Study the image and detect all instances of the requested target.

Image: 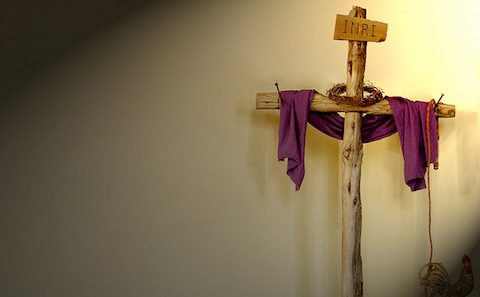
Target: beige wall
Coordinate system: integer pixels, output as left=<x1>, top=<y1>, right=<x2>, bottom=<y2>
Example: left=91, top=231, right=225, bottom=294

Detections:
left=1, top=0, right=479, bottom=296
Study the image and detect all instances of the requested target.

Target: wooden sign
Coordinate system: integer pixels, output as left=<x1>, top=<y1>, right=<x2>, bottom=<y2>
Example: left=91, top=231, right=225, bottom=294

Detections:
left=334, top=14, right=388, bottom=42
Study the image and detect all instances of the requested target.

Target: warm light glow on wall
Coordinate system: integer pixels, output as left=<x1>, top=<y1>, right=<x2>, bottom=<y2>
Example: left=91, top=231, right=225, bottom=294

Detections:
left=2, top=1, right=480, bottom=297
left=351, top=2, right=476, bottom=114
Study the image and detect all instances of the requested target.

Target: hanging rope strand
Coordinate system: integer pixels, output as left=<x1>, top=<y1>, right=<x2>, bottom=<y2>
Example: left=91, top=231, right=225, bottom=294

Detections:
left=422, top=100, right=435, bottom=297
left=426, top=100, right=435, bottom=265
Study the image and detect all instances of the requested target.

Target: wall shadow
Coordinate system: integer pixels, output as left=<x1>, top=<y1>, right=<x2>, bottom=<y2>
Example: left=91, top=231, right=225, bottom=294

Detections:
left=1, top=0, right=157, bottom=100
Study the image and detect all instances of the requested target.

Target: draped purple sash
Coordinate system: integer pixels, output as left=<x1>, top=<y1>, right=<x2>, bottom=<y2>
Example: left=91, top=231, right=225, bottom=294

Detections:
left=278, top=90, right=438, bottom=191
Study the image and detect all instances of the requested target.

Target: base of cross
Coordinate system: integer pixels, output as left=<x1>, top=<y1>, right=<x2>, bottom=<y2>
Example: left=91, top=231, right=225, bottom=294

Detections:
left=254, top=5, right=455, bottom=297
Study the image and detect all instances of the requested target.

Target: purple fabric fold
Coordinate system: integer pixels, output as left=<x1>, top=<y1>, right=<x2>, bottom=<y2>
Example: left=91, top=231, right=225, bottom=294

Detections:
left=307, top=112, right=398, bottom=143
left=278, top=90, right=313, bottom=190
left=278, top=90, right=438, bottom=192
left=387, top=96, right=438, bottom=191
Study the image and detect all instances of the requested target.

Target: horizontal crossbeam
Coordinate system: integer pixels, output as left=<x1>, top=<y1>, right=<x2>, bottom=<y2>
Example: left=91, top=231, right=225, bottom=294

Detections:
left=256, top=92, right=455, bottom=118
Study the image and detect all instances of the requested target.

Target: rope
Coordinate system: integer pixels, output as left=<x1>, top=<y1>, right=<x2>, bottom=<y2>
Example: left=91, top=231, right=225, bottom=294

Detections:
left=426, top=100, right=434, bottom=265
left=422, top=100, right=436, bottom=296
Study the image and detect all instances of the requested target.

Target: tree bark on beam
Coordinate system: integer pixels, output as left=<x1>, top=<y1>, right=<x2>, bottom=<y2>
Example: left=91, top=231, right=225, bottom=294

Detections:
left=255, top=92, right=455, bottom=118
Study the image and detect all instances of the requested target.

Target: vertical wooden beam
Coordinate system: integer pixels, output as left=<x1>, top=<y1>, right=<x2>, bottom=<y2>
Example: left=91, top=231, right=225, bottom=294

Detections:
left=342, top=6, right=366, bottom=297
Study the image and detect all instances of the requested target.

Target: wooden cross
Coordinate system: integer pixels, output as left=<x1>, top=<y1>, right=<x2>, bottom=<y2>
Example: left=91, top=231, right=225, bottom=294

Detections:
left=255, top=6, right=455, bottom=297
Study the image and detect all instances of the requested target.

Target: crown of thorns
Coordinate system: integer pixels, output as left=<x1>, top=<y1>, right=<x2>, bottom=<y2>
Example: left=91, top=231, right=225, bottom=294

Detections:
left=327, top=83, right=384, bottom=106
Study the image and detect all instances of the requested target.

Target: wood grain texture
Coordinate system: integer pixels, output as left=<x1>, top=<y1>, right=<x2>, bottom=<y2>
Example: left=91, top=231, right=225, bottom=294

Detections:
left=342, top=6, right=366, bottom=297
left=342, top=112, right=363, bottom=297
left=334, top=14, right=387, bottom=42
left=255, top=92, right=456, bottom=118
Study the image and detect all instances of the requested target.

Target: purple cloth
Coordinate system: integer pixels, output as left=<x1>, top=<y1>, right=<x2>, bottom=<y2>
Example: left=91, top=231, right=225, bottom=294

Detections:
left=387, top=96, right=438, bottom=191
left=307, top=111, right=397, bottom=143
left=278, top=90, right=438, bottom=191
left=278, top=90, right=313, bottom=190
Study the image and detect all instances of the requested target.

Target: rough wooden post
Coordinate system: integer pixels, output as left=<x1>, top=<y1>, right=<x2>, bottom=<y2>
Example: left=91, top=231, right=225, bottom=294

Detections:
left=255, top=6, right=456, bottom=296
left=342, top=6, right=366, bottom=297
